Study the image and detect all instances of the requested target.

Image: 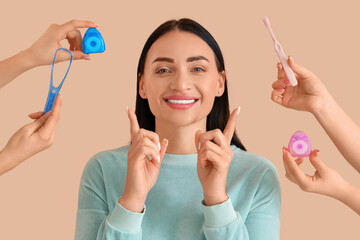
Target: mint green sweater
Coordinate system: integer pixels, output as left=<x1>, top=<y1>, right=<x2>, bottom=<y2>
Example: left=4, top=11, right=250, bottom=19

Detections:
left=75, top=145, right=281, bottom=239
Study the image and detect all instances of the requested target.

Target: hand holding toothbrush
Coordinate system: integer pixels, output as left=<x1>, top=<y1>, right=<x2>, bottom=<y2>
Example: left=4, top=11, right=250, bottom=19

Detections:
left=271, top=57, right=330, bottom=114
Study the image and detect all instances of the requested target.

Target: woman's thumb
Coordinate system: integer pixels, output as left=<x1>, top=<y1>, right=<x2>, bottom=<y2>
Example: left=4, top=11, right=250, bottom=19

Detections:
left=309, top=150, right=327, bottom=174
left=287, top=56, right=312, bottom=79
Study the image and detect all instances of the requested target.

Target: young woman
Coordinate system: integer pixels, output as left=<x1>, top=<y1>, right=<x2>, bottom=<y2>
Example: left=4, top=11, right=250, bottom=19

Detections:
left=75, top=18, right=281, bottom=239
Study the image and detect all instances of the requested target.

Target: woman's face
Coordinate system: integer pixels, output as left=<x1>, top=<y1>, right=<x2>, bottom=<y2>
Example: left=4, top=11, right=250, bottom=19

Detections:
left=139, top=30, right=225, bottom=127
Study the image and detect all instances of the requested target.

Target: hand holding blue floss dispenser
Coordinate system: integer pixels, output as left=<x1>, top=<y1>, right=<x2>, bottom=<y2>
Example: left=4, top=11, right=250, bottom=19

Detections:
left=43, top=48, right=73, bottom=114
left=43, top=28, right=104, bottom=114
left=82, top=28, right=105, bottom=54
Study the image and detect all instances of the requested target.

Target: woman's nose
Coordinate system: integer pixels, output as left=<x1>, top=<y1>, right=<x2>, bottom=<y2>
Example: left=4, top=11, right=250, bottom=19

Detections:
left=169, top=71, right=192, bottom=91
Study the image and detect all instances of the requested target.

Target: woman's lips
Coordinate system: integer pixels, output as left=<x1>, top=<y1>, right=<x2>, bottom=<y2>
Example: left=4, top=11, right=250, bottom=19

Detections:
left=163, top=96, right=199, bottom=109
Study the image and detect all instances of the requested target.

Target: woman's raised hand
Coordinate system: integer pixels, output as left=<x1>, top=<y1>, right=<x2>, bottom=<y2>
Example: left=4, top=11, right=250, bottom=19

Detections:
left=27, top=19, right=98, bottom=66
left=195, top=107, right=240, bottom=206
left=271, top=57, right=330, bottom=114
left=118, top=108, right=168, bottom=213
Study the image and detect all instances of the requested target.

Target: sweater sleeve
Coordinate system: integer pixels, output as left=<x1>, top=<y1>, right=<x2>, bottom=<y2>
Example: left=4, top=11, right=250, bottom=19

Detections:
left=75, top=157, right=145, bottom=240
left=201, top=167, right=281, bottom=240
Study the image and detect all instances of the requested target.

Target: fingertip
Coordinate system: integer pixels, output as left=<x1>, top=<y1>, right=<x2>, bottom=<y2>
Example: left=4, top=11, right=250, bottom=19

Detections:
left=235, top=106, right=241, bottom=115
left=163, top=139, right=169, bottom=149
left=315, top=149, right=320, bottom=157
left=283, top=147, right=292, bottom=160
left=310, top=149, right=320, bottom=161
left=288, top=56, right=294, bottom=64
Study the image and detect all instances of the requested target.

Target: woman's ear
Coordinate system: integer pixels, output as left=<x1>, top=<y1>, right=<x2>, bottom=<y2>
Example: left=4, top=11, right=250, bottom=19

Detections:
left=216, top=71, right=225, bottom=96
left=139, top=75, right=147, bottom=99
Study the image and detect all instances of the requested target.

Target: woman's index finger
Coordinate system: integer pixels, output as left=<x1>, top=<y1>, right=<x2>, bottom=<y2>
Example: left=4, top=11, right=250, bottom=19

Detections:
left=223, top=107, right=240, bottom=144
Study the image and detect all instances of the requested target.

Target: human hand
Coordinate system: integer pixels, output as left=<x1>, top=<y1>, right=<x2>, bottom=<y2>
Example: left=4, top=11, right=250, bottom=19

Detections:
left=26, top=19, right=98, bottom=67
left=0, top=94, right=62, bottom=175
left=271, top=57, right=331, bottom=114
left=282, top=147, right=350, bottom=199
left=195, top=107, right=240, bottom=206
left=118, top=108, right=168, bottom=213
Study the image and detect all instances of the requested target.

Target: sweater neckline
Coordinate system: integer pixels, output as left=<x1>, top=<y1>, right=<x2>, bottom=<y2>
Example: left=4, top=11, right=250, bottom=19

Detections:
left=161, top=145, right=238, bottom=165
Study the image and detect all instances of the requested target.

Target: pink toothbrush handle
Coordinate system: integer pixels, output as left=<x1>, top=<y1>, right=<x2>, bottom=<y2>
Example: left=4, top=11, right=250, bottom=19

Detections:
left=274, top=42, right=298, bottom=86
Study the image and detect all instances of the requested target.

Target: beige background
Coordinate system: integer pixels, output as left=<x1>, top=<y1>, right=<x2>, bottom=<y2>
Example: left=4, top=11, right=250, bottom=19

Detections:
left=1, top=0, right=359, bottom=239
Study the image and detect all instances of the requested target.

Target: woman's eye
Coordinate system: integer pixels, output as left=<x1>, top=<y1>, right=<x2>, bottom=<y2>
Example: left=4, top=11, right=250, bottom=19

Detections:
left=193, top=67, right=204, bottom=72
left=156, top=68, right=170, bottom=74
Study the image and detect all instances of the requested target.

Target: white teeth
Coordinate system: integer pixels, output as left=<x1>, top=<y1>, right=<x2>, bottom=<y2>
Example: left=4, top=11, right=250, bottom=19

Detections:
left=167, top=99, right=196, bottom=104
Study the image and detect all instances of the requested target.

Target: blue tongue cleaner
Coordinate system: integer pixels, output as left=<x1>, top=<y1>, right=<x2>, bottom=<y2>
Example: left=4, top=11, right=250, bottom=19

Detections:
left=82, top=28, right=105, bottom=54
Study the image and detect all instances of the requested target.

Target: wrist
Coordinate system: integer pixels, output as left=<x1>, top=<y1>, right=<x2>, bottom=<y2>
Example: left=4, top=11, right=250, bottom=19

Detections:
left=311, top=91, right=338, bottom=119
left=21, top=48, right=38, bottom=69
left=203, top=192, right=228, bottom=206
left=118, top=194, right=146, bottom=213
left=0, top=147, right=17, bottom=175
left=332, top=180, right=354, bottom=202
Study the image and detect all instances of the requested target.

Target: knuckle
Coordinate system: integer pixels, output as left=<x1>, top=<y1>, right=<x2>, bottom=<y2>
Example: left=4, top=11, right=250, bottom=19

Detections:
left=215, top=128, right=222, bottom=135
left=154, top=134, right=159, bottom=143
left=138, top=128, right=145, bottom=137
left=204, top=150, right=211, bottom=158
left=70, top=19, right=77, bottom=25
left=203, top=141, right=211, bottom=149
left=49, top=23, right=59, bottom=29
left=39, top=133, right=51, bottom=142
left=299, top=182, right=311, bottom=192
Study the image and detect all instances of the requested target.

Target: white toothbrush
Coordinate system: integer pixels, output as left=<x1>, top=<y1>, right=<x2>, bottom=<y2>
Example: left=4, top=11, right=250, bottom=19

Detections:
left=263, top=17, right=298, bottom=86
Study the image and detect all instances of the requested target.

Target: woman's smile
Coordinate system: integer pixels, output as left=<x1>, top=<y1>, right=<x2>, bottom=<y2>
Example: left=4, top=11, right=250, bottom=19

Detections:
left=163, top=95, right=199, bottom=109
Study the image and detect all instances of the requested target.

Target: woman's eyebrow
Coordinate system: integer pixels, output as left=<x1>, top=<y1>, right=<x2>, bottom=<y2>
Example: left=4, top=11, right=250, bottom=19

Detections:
left=152, top=56, right=209, bottom=64
left=152, top=57, right=174, bottom=64
left=187, top=56, right=209, bottom=62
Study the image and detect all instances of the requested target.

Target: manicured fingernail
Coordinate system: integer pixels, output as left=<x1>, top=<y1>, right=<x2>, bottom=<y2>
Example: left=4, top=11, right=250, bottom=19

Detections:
left=158, top=142, right=161, bottom=151
left=284, top=79, right=290, bottom=85
left=315, top=150, right=320, bottom=156
left=289, top=56, right=294, bottom=61
left=279, top=88, right=285, bottom=93
left=126, top=106, right=129, bottom=115
left=28, top=112, right=35, bottom=116
left=59, top=93, right=63, bottom=100
left=237, top=106, right=241, bottom=115
left=198, top=142, right=201, bottom=150
left=157, top=155, right=160, bottom=163
left=282, top=147, right=286, bottom=156
left=164, top=139, right=169, bottom=148
left=277, top=63, right=280, bottom=69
